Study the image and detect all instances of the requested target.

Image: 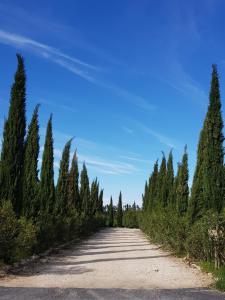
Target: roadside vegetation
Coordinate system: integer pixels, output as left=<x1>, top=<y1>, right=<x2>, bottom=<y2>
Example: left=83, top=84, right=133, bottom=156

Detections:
left=140, top=65, right=225, bottom=290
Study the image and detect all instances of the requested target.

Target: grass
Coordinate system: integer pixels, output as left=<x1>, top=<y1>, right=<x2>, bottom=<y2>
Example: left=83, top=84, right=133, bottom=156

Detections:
left=200, top=261, right=225, bottom=291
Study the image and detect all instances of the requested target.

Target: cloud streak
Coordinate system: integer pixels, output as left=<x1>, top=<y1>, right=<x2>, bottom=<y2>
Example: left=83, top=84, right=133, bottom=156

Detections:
left=0, top=29, right=155, bottom=111
left=136, top=121, right=178, bottom=149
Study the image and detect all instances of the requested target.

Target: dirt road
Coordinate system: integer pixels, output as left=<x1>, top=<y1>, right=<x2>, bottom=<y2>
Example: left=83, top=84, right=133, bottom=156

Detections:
left=0, top=228, right=224, bottom=299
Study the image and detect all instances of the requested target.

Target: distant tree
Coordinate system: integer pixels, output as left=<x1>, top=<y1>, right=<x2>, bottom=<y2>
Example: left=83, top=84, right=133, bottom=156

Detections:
left=97, top=188, right=104, bottom=213
left=116, top=191, right=123, bottom=227
left=22, top=105, right=40, bottom=219
left=0, top=54, right=26, bottom=215
left=157, top=153, right=167, bottom=207
left=90, top=178, right=99, bottom=215
left=166, top=150, right=174, bottom=205
left=39, top=116, right=55, bottom=215
left=108, top=196, right=114, bottom=227
left=68, top=150, right=79, bottom=212
left=55, top=139, right=72, bottom=216
left=176, top=146, right=189, bottom=216
left=148, top=160, right=158, bottom=210
left=80, top=163, right=90, bottom=216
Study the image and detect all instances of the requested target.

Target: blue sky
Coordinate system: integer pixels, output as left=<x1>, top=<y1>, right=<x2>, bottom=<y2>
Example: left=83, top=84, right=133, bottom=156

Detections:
left=0, top=0, right=225, bottom=205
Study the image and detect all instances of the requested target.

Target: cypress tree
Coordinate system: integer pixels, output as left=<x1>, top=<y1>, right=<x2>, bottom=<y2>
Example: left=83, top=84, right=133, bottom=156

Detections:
left=68, top=150, right=79, bottom=211
left=80, top=163, right=90, bottom=216
left=22, top=104, right=40, bottom=219
left=189, top=65, right=224, bottom=222
left=157, top=153, right=167, bottom=207
left=176, top=146, right=189, bottom=216
left=90, top=178, right=99, bottom=215
left=0, top=54, right=26, bottom=215
left=108, top=196, right=114, bottom=227
left=148, top=160, right=158, bottom=210
left=142, top=181, right=149, bottom=211
left=203, top=65, right=224, bottom=212
left=55, top=139, right=72, bottom=216
left=39, top=116, right=55, bottom=215
left=117, top=191, right=123, bottom=227
left=97, top=188, right=104, bottom=213
left=166, top=150, right=174, bottom=206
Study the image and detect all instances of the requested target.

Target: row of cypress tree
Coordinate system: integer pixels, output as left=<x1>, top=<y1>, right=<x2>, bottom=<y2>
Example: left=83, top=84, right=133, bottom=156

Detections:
left=0, top=55, right=104, bottom=261
left=140, top=65, right=225, bottom=260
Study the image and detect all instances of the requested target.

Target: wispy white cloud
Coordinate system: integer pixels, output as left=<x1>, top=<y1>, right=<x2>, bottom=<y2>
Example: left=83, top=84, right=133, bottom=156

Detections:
left=40, top=99, right=78, bottom=114
left=119, top=155, right=153, bottom=165
left=122, top=126, right=133, bottom=135
left=0, top=29, right=98, bottom=70
left=0, top=29, right=156, bottom=111
left=136, top=121, right=178, bottom=149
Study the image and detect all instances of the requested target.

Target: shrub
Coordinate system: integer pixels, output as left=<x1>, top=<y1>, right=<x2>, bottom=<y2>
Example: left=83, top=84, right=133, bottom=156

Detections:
left=14, top=217, right=37, bottom=261
left=0, top=201, right=18, bottom=263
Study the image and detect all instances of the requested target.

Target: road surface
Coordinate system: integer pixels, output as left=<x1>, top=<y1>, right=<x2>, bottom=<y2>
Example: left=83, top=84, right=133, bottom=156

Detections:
left=0, top=228, right=224, bottom=299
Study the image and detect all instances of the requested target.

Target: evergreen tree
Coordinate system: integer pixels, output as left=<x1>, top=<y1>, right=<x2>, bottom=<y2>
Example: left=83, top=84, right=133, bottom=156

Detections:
left=176, top=146, right=189, bottom=216
left=157, top=153, right=167, bottom=207
left=189, top=65, right=224, bottom=222
left=166, top=150, right=174, bottom=205
left=22, top=105, right=40, bottom=219
left=39, top=116, right=55, bottom=215
left=55, top=139, right=72, bottom=216
left=68, top=150, right=79, bottom=211
left=148, top=160, right=158, bottom=210
left=142, top=181, right=149, bottom=210
left=108, top=196, right=114, bottom=227
left=116, top=191, right=123, bottom=227
left=0, top=54, right=26, bottom=215
left=203, top=65, right=224, bottom=212
left=90, top=178, right=99, bottom=215
left=80, top=163, right=90, bottom=215
left=97, top=189, right=104, bottom=213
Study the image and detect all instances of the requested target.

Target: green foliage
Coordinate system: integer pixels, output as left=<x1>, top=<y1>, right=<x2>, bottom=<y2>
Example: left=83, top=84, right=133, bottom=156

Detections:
left=39, top=116, right=55, bottom=215
left=200, top=261, right=225, bottom=291
left=14, top=217, right=37, bottom=261
left=108, top=197, right=114, bottom=227
left=189, top=65, right=224, bottom=223
left=80, top=163, right=90, bottom=216
left=0, top=201, right=18, bottom=263
left=123, top=204, right=140, bottom=228
left=157, top=153, right=167, bottom=207
left=22, top=105, right=40, bottom=219
left=0, top=54, right=26, bottom=215
left=55, top=139, right=72, bottom=216
left=68, top=151, right=79, bottom=211
left=116, top=191, right=123, bottom=227
left=176, top=146, right=189, bottom=216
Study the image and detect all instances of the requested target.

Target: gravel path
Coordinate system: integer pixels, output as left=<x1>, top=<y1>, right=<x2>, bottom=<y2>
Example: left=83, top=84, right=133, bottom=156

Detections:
left=0, top=228, right=224, bottom=299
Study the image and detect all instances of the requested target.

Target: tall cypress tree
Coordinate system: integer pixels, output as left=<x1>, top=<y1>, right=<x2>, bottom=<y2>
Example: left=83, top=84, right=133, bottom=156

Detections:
left=176, top=146, right=189, bottom=216
left=90, top=178, right=99, bottom=215
left=80, top=163, right=90, bottom=216
left=22, top=105, right=40, bottom=219
left=97, top=188, right=104, bottom=213
left=148, top=160, right=158, bottom=211
left=0, top=54, right=26, bottom=215
left=166, top=150, right=174, bottom=206
left=117, top=191, right=123, bottom=227
left=55, top=139, right=72, bottom=216
left=203, top=65, right=224, bottom=212
left=189, top=65, right=224, bottom=222
left=68, top=150, right=79, bottom=211
left=39, top=116, right=55, bottom=215
left=157, top=153, right=167, bottom=207
left=142, top=181, right=149, bottom=211
left=108, top=196, right=114, bottom=227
